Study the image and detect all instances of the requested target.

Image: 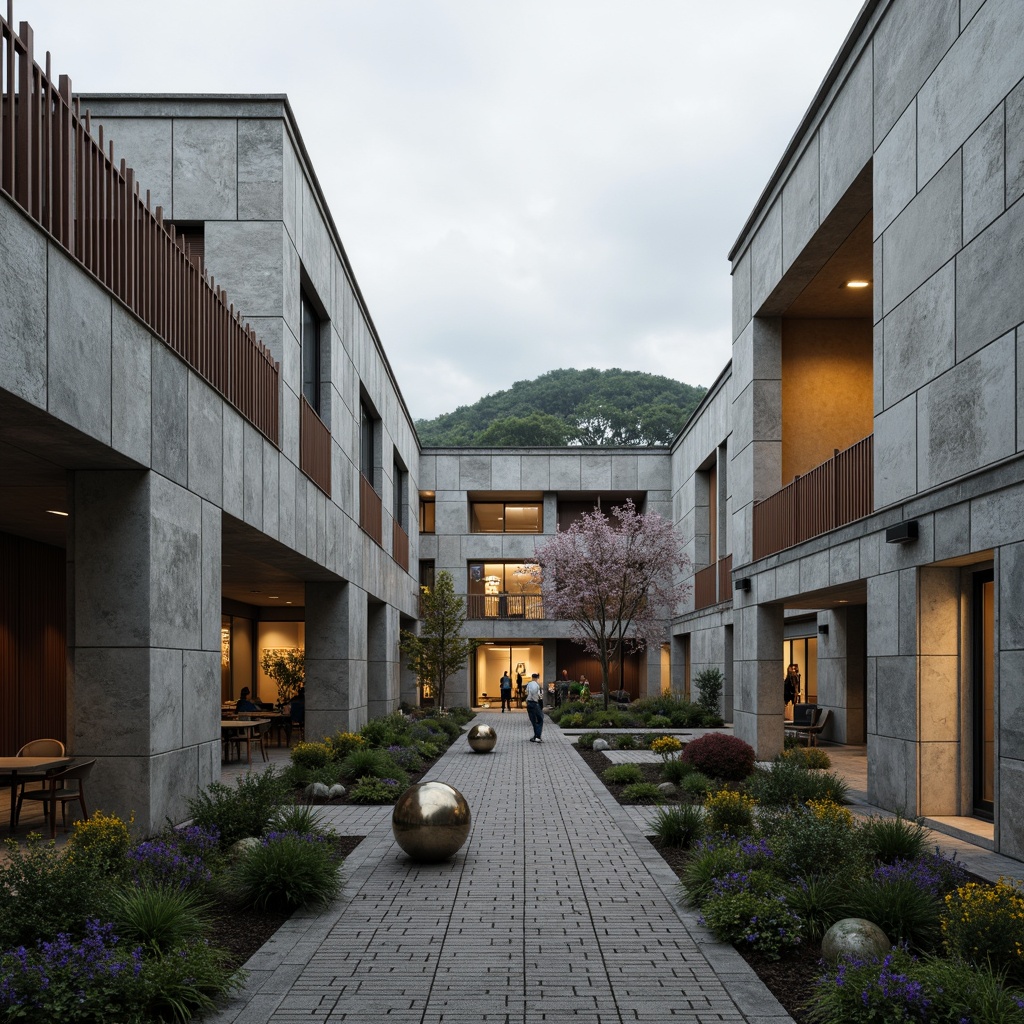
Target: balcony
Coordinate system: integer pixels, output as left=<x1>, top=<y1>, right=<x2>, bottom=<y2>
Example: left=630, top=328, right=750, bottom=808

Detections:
left=392, top=518, right=409, bottom=572
left=299, top=397, right=330, bottom=496
left=359, top=473, right=382, bottom=545
left=466, top=595, right=545, bottom=620
left=693, top=554, right=733, bottom=611
left=753, top=434, right=873, bottom=561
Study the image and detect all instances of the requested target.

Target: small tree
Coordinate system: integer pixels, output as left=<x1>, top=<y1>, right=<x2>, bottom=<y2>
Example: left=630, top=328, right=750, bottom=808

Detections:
left=259, top=648, right=305, bottom=705
left=400, top=570, right=481, bottom=710
left=694, top=667, right=724, bottom=716
left=531, top=500, right=689, bottom=709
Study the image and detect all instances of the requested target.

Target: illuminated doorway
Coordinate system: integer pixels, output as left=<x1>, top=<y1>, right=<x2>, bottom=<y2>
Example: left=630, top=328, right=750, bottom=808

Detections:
left=972, top=570, right=994, bottom=819
left=474, top=644, right=543, bottom=706
left=782, top=634, right=817, bottom=720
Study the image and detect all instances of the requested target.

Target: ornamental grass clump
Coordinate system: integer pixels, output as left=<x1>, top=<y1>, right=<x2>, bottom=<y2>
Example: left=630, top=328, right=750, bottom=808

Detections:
left=783, top=874, right=848, bottom=943
left=704, top=790, right=756, bottom=835
left=109, top=884, right=211, bottom=954
left=680, top=733, right=755, bottom=781
left=620, top=783, right=665, bottom=805
left=844, top=875, right=942, bottom=952
left=748, top=757, right=849, bottom=807
left=942, top=877, right=1024, bottom=985
left=337, top=748, right=408, bottom=788
left=679, top=771, right=712, bottom=799
left=602, top=763, right=644, bottom=785
left=232, top=831, right=341, bottom=912
left=614, top=734, right=639, bottom=750
left=650, top=804, right=706, bottom=849
left=760, top=803, right=863, bottom=879
left=575, top=731, right=602, bottom=750
left=661, top=758, right=695, bottom=785
left=859, top=813, right=930, bottom=865
left=359, top=711, right=412, bottom=748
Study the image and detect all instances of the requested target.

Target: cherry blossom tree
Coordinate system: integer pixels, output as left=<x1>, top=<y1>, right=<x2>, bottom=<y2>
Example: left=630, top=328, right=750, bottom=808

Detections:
left=531, top=500, right=689, bottom=708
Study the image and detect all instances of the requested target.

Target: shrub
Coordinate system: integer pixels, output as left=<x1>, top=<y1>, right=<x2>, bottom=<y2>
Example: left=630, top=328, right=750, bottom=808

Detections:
left=844, top=876, right=943, bottom=952
left=232, top=831, right=341, bottom=912
left=650, top=804, right=705, bottom=849
left=669, top=705, right=703, bottom=728
left=781, top=746, right=832, bottom=770
left=873, top=851, right=967, bottom=899
left=942, top=877, right=1024, bottom=984
left=614, top=734, right=639, bottom=750
left=700, top=889, right=802, bottom=960
left=783, top=874, right=848, bottom=943
left=704, top=790, right=756, bottom=835
left=139, top=938, right=241, bottom=1022
left=860, top=814, right=930, bottom=865
left=760, top=804, right=864, bottom=880
left=602, top=763, right=644, bottom=785
left=128, top=825, right=220, bottom=891
left=290, top=741, right=334, bottom=770
left=650, top=736, right=683, bottom=761
left=645, top=714, right=672, bottom=729
left=661, top=758, right=695, bottom=785
left=360, top=712, right=411, bottom=748
left=620, top=783, right=665, bottom=805
left=445, top=706, right=475, bottom=726
left=558, top=712, right=586, bottom=729
left=586, top=709, right=625, bottom=729
left=680, top=733, right=755, bottom=781
left=679, top=838, right=754, bottom=907
left=694, top=667, right=724, bottom=715
left=385, top=744, right=425, bottom=772
left=66, top=810, right=134, bottom=879
left=576, top=731, right=602, bottom=750
left=186, top=769, right=288, bottom=849
left=679, top=772, right=712, bottom=799
left=748, top=757, right=849, bottom=807
left=281, top=762, right=341, bottom=790
left=338, top=748, right=408, bottom=786
left=421, top=715, right=462, bottom=742
left=347, top=776, right=405, bottom=804
left=327, top=731, right=367, bottom=758
left=109, top=884, right=211, bottom=953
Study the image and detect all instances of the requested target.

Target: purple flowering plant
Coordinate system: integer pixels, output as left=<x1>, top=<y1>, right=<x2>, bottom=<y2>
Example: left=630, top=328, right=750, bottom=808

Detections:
left=128, top=824, right=220, bottom=890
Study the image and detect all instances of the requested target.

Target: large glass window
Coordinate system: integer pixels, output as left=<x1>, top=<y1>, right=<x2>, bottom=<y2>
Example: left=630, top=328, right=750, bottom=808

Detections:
left=466, top=562, right=543, bottom=619
left=301, top=291, right=321, bottom=413
left=419, top=493, right=435, bottom=533
left=393, top=455, right=407, bottom=529
left=470, top=501, right=542, bottom=533
left=360, top=399, right=376, bottom=485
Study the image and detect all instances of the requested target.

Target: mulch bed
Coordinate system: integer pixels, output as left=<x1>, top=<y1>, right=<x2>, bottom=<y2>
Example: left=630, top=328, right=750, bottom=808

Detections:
left=577, top=742, right=818, bottom=1021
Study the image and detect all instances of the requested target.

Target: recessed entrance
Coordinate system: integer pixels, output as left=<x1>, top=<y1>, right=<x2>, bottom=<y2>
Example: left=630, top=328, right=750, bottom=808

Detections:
left=972, top=569, right=994, bottom=819
left=474, top=644, right=543, bottom=706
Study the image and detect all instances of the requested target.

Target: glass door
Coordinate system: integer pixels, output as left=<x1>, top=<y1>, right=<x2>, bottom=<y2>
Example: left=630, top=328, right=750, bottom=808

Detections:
left=972, top=570, right=994, bottom=819
left=474, top=645, right=543, bottom=706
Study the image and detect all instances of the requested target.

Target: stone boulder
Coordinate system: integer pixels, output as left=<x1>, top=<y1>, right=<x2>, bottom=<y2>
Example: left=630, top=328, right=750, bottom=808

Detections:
left=592, top=739, right=610, bottom=751
left=821, top=918, right=890, bottom=962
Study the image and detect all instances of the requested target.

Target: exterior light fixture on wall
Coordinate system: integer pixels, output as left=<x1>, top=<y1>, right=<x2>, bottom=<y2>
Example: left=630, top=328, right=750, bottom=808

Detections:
left=734, top=577, right=752, bottom=592
left=885, top=520, right=919, bottom=544
left=818, top=624, right=829, bottom=636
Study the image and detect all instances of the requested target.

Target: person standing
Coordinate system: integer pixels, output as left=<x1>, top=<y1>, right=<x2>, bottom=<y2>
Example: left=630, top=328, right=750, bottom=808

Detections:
left=556, top=669, right=571, bottom=707
left=784, top=663, right=800, bottom=707
left=525, top=673, right=544, bottom=742
left=499, top=671, right=513, bottom=712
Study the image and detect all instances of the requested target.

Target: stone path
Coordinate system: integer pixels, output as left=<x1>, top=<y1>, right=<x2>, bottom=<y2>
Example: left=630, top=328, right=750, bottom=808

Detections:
left=211, top=711, right=790, bottom=1023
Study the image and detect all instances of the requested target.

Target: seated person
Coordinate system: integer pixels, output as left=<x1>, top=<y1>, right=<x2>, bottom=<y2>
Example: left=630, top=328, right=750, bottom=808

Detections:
left=612, top=688, right=631, bottom=705
left=289, top=686, right=306, bottom=726
left=235, top=687, right=260, bottom=713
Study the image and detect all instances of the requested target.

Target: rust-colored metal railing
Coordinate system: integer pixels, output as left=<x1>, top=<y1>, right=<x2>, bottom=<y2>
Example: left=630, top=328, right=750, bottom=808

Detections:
left=359, top=473, right=382, bottom=545
left=753, top=435, right=873, bottom=560
left=0, top=5, right=279, bottom=444
left=693, top=563, right=717, bottom=610
left=466, top=594, right=545, bottom=620
left=299, top=397, right=330, bottom=496
left=392, top=519, right=409, bottom=572
left=718, top=553, right=733, bottom=603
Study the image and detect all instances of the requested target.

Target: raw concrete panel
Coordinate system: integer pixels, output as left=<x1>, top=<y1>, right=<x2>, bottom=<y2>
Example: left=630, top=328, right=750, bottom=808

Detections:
left=867, top=572, right=900, bottom=657
left=873, top=394, right=918, bottom=506
left=882, top=154, right=962, bottom=315
left=960, top=0, right=985, bottom=26
left=874, top=102, right=917, bottom=237
left=919, top=741, right=960, bottom=814
left=874, top=658, right=918, bottom=742
left=971, top=480, right=1024, bottom=549
left=919, top=657, right=959, bottom=741
left=819, top=52, right=873, bottom=218
left=732, top=250, right=752, bottom=341
left=73, top=647, right=158, bottom=757
left=172, top=118, right=237, bottom=221
left=580, top=453, right=612, bottom=489
left=200, top=499, right=222, bottom=654
left=781, top=137, right=819, bottom=270
left=882, top=263, right=956, bottom=407
left=242, top=422, right=264, bottom=530
left=0, top=198, right=47, bottom=406
left=458, top=454, right=491, bottom=490
left=238, top=119, right=284, bottom=220
left=919, top=0, right=1024, bottom=183
left=999, top=543, right=1024, bottom=651
left=222, top=407, right=244, bottom=519
left=997, top=756, right=1024, bottom=860
left=999, top=649, right=1024, bottom=759
left=918, top=331, right=1015, bottom=489
left=489, top=455, right=522, bottom=490
left=47, top=248, right=112, bottom=444
left=933, top=502, right=970, bottom=562
left=873, top=0, right=958, bottom=144
left=963, top=104, right=1005, bottom=243
left=957, top=187, right=1024, bottom=359
left=92, top=117, right=173, bottom=212
left=187, top=375, right=224, bottom=506
left=151, top=342, right=189, bottom=486
left=750, top=200, right=782, bottom=314
left=110, top=305, right=152, bottom=465
left=204, top=221, right=285, bottom=320
left=549, top=456, right=582, bottom=489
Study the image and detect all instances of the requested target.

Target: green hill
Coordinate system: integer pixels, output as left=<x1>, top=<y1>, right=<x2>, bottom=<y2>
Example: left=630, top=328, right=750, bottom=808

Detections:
left=415, top=368, right=706, bottom=447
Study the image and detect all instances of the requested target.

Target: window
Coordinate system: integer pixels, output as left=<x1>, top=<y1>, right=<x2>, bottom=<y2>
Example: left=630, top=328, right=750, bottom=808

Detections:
left=466, top=562, right=543, bottom=619
left=419, top=493, right=435, bottom=533
left=171, top=223, right=205, bottom=269
left=301, top=290, right=321, bottom=413
left=393, top=455, right=407, bottom=529
left=419, top=560, right=435, bottom=594
left=470, top=501, right=542, bottom=533
left=360, top=399, right=377, bottom=486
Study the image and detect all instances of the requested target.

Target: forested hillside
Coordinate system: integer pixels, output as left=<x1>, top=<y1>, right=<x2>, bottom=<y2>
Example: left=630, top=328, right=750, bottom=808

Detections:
left=415, top=368, right=706, bottom=447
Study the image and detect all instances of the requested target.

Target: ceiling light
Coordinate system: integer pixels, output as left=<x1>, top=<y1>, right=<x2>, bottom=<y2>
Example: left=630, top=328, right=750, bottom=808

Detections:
left=285, top=601, right=292, bottom=605
left=268, top=595, right=279, bottom=600
left=46, top=509, right=69, bottom=517
left=845, top=280, right=870, bottom=288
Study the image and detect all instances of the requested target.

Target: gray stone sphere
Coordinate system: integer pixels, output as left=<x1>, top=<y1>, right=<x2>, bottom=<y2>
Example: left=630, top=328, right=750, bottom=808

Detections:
left=657, top=782, right=678, bottom=797
left=230, top=836, right=261, bottom=859
left=821, top=918, right=891, bottom=962
left=467, top=723, right=497, bottom=752
left=392, top=782, right=472, bottom=862
left=592, top=739, right=610, bottom=751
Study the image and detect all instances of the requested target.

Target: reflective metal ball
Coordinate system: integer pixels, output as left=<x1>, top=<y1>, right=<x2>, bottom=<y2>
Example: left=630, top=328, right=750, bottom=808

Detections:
left=467, top=723, right=497, bottom=752
left=392, top=782, right=472, bottom=862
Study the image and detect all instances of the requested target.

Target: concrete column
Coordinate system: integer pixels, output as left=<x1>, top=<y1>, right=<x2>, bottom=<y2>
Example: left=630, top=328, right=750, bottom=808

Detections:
left=367, top=601, right=400, bottom=720
left=732, top=599, right=784, bottom=758
left=69, top=470, right=221, bottom=834
left=306, top=580, right=366, bottom=735
left=817, top=606, right=867, bottom=744
left=723, top=624, right=734, bottom=722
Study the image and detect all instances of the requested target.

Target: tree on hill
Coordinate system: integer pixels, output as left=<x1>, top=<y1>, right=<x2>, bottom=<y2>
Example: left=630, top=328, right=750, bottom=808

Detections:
left=415, top=368, right=705, bottom=447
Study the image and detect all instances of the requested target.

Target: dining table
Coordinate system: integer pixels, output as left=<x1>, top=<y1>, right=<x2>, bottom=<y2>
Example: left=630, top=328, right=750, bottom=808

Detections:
left=220, top=719, right=262, bottom=766
left=0, top=756, right=75, bottom=832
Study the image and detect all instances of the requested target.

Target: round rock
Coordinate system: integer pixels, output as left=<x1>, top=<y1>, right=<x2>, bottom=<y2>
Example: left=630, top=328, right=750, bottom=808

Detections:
left=304, top=781, right=330, bottom=799
left=328, top=784, right=347, bottom=799
left=592, top=739, right=609, bottom=751
left=821, top=918, right=891, bottom=962
left=392, top=782, right=472, bottom=862
left=467, top=723, right=497, bottom=753
left=657, top=782, right=678, bottom=797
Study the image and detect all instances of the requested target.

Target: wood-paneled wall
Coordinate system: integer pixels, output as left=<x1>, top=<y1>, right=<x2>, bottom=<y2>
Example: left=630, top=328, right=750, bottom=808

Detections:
left=556, top=640, right=641, bottom=699
left=0, top=533, right=66, bottom=755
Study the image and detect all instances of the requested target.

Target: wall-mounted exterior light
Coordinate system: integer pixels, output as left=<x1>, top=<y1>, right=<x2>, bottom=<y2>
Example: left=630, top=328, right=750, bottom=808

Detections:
left=734, top=577, right=752, bottom=592
left=885, top=521, right=919, bottom=544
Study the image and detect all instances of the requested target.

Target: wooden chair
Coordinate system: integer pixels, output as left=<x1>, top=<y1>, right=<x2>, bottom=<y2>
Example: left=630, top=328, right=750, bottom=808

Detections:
left=16, top=759, right=95, bottom=838
left=257, top=720, right=272, bottom=762
left=785, top=707, right=832, bottom=748
left=14, top=738, right=66, bottom=803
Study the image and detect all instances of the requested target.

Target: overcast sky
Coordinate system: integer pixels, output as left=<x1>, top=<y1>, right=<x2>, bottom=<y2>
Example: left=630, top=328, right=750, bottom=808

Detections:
left=19, top=0, right=864, bottom=420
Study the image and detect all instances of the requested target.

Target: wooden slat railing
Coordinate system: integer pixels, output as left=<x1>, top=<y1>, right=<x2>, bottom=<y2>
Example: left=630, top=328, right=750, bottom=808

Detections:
left=693, top=563, right=718, bottom=610
left=718, top=553, right=733, bottom=603
left=753, top=434, right=873, bottom=560
left=0, top=6, right=279, bottom=443
left=359, top=473, right=382, bottom=545
left=392, top=519, right=409, bottom=572
left=466, top=594, right=545, bottom=620
left=299, top=397, right=330, bottom=496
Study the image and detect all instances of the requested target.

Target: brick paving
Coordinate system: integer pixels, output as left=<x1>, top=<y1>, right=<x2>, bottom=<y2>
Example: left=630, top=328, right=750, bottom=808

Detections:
left=210, top=712, right=790, bottom=1023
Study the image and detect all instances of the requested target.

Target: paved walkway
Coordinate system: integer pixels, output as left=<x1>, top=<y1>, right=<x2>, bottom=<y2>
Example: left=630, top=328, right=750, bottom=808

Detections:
left=211, top=711, right=786, bottom=1023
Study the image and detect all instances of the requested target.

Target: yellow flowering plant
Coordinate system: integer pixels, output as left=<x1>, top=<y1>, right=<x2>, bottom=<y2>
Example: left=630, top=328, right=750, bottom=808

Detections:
left=806, top=798, right=853, bottom=828
left=942, top=877, right=1024, bottom=984
left=704, top=789, right=756, bottom=835
left=650, top=736, right=683, bottom=762
left=329, top=731, right=367, bottom=758
left=66, top=810, right=134, bottom=876
left=290, top=741, right=334, bottom=770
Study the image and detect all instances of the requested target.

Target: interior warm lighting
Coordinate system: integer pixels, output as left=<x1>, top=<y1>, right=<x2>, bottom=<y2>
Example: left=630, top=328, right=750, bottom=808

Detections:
left=46, top=509, right=69, bottom=517
left=844, top=280, right=870, bottom=288
left=268, top=595, right=279, bottom=600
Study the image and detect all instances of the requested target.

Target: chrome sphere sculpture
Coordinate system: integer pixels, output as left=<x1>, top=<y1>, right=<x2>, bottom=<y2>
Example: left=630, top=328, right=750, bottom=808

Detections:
left=467, top=723, right=497, bottom=753
left=392, top=782, right=472, bottom=862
